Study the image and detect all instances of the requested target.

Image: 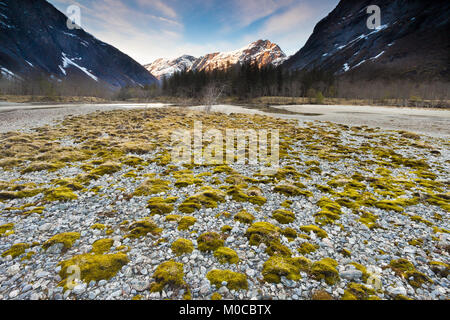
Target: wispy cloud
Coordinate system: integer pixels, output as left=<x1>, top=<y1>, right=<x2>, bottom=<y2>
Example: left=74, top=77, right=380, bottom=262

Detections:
left=261, top=3, right=315, bottom=35
left=225, top=0, right=294, bottom=29
left=135, top=0, right=178, bottom=19
left=48, top=0, right=339, bottom=64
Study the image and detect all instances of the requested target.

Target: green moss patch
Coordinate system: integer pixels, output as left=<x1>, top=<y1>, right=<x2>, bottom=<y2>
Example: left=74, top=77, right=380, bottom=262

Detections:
left=43, top=187, right=78, bottom=202
left=214, top=247, right=239, bottom=264
left=234, top=210, right=255, bottom=224
left=0, top=223, right=14, bottom=236
left=262, top=256, right=310, bottom=283
left=342, top=283, right=379, bottom=300
left=179, top=187, right=225, bottom=213
left=245, top=222, right=281, bottom=246
left=2, top=243, right=30, bottom=259
left=91, top=238, right=114, bottom=254
left=197, top=232, right=224, bottom=252
left=300, top=225, right=328, bottom=238
left=89, top=161, right=122, bottom=176
left=42, top=232, right=80, bottom=251
left=125, top=219, right=162, bottom=239
left=59, top=253, right=129, bottom=288
left=206, top=269, right=248, bottom=291
left=272, top=209, right=295, bottom=224
left=178, top=216, right=197, bottom=231
left=150, top=260, right=186, bottom=292
left=171, top=239, right=194, bottom=256
left=147, top=197, right=176, bottom=215
left=274, top=184, right=312, bottom=197
left=311, top=258, right=339, bottom=285
left=281, top=227, right=297, bottom=241
left=134, top=178, right=171, bottom=196
left=389, top=258, right=432, bottom=288
left=298, top=242, right=318, bottom=255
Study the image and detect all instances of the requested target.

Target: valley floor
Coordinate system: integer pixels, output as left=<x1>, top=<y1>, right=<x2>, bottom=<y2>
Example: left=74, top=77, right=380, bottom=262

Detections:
left=0, top=106, right=448, bottom=301
left=0, top=103, right=449, bottom=138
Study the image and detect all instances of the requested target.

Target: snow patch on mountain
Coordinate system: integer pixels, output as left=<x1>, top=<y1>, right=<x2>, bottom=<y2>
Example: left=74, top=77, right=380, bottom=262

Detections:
left=145, top=40, right=287, bottom=80
left=144, top=55, right=196, bottom=80
left=61, top=52, right=98, bottom=81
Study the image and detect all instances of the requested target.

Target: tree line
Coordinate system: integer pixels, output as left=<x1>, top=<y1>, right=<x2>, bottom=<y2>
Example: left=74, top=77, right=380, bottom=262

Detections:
left=161, top=60, right=336, bottom=100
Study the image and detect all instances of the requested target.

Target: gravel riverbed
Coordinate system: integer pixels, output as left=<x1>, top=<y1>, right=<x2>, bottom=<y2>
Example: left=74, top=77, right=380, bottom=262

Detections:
left=0, top=106, right=448, bottom=300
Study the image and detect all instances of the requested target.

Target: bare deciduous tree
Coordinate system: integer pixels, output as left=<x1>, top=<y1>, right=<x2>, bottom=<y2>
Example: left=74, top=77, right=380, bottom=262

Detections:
left=203, top=82, right=225, bottom=113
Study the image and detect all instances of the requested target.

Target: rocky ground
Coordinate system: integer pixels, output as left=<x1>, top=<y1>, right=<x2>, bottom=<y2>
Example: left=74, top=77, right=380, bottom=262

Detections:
left=0, top=107, right=448, bottom=300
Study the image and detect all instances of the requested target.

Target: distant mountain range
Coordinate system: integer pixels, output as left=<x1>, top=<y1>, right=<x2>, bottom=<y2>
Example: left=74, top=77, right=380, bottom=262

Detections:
left=0, top=0, right=157, bottom=90
left=284, top=0, right=450, bottom=81
left=145, top=40, right=287, bottom=80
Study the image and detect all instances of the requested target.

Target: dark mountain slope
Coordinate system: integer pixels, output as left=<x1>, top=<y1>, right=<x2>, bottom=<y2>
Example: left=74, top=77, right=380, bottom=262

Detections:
left=0, top=0, right=157, bottom=90
left=284, top=0, right=450, bottom=82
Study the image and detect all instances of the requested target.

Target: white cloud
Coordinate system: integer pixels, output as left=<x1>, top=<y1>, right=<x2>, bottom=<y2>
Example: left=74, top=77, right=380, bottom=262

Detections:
left=135, top=0, right=178, bottom=19
left=47, top=0, right=339, bottom=64
left=261, top=3, right=314, bottom=35
left=226, top=0, right=294, bottom=28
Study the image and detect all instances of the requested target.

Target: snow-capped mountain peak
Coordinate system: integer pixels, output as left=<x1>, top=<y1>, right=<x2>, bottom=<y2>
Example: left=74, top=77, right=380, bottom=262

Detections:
left=144, top=55, right=196, bottom=80
left=144, top=40, right=287, bottom=80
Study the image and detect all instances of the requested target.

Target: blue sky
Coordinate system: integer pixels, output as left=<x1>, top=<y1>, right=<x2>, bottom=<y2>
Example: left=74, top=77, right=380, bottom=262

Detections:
left=48, top=0, right=339, bottom=64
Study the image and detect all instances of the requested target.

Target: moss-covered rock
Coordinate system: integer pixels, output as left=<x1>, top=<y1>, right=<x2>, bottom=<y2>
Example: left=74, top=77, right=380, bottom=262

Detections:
left=311, top=258, right=340, bottom=285
left=197, top=232, right=224, bottom=252
left=245, top=222, right=281, bottom=246
left=173, top=171, right=203, bottom=188
left=171, top=239, right=194, bottom=256
left=281, top=227, right=297, bottom=241
left=2, top=243, right=30, bottom=259
left=342, top=283, right=379, bottom=300
left=91, top=238, right=114, bottom=254
left=389, top=259, right=416, bottom=275
left=59, top=253, right=129, bottom=288
left=234, top=210, right=255, bottom=224
left=404, top=270, right=433, bottom=288
left=262, top=256, right=309, bottom=283
left=42, top=232, right=80, bottom=251
left=214, top=247, right=239, bottom=264
left=178, top=216, right=197, bottom=231
left=0, top=223, right=14, bottom=236
left=299, top=225, right=328, bottom=238
left=265, top=240, right=292, bottom=257
left=429, top=261, right=449, bottom=277
left=311, top=290, right=333, bottom=300
left=298, top=242, right=318, bottom=255
left=21, top=161, right=65, bottom=174
left=246, top=186, right=267, bottom=205
left=52, top=178, right=84, bottom=191
left=150, top=260, right=186, bottom=292
left=226, top=185, right=249, bottom=202
left=274, top=184, right=311, bottom=197
left=134, top=178, right=171, bottom=196
left=43, top=187, right=78, bottom=202
left=90, top=223, right=106, bottom=230
left=221, top=225, right=232, bottom=233
left=125, top=219, right=162, bottom=239
left=211, top=292, right=222, bottom=300
left=206, top=269, right=248, bottom=290
left=89, top=161, right=122, bottom=176
left=179, top=187, right=225, bottom=213
left=358, top=211, right=380, bottom=229
left=272, top=209, right=295, bottom=224
left=147, top=197, right=176, bottom=215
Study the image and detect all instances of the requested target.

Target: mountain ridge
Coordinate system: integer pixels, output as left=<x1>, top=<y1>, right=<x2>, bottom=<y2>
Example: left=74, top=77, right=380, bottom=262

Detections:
left=283, top=0, right=450, bottom=81
left=145, top=40, right=287, bottom=80
left=0, top=0, right=157, bottom=91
